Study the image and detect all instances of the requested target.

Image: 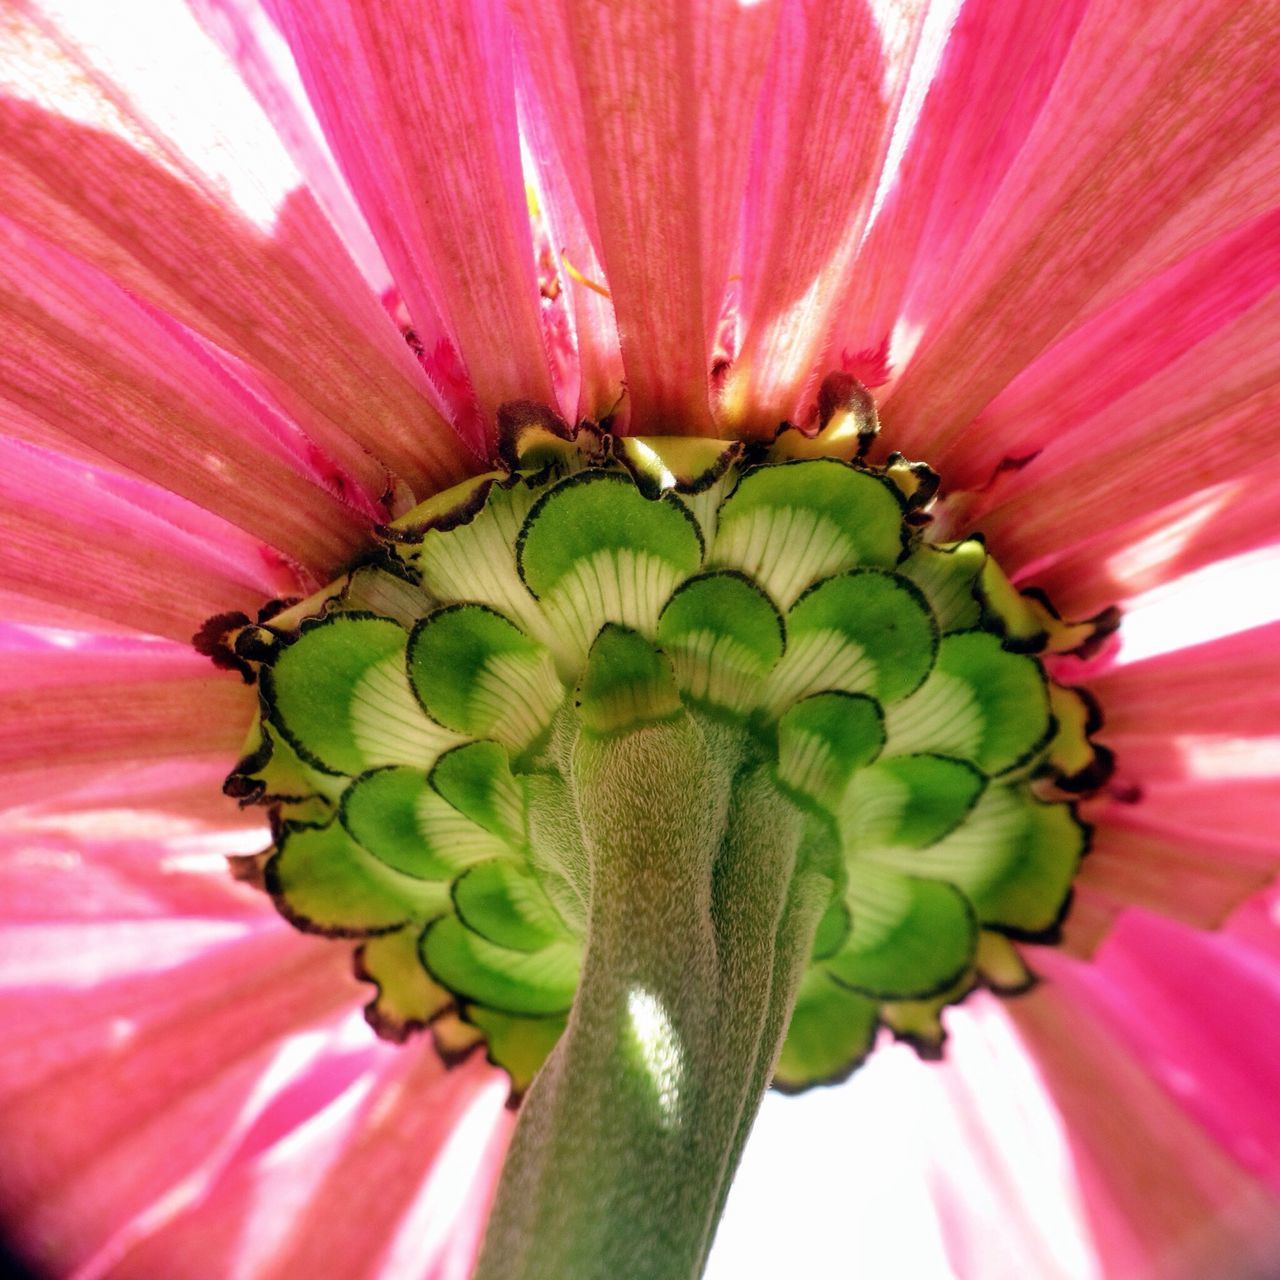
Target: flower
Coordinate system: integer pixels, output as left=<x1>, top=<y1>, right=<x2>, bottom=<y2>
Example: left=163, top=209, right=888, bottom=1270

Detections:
left=1, top=1, right=1278, bottom=1278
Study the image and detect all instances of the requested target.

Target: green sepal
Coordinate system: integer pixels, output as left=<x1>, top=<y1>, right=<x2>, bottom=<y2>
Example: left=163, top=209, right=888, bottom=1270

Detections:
left=841, top=754, right=986, bottom=850
left=769, top=570, right=937, bottom=710
left=453, top=858, right=571, bottom=952
left=408, top=604, right=561, bottom=750
left=612, top=436, right=742, bottom=498
left=776, top=691, right=884, bottom=812
left=897, top=538, right=985, bottom=632
left=656, top=570, right=785, bottom=715
left=769, top=373, right=879, bottom=464
left=826, top=866, right=976, bottom=1000
left=384, top=471, right=505, bottom=542
left=341, top=765, right=508, bottom=878
left=406, top=479, right=545, bottom=639
left=977, top=556, right=1048, bottom=652
left=465, top=1008, right=565, bottom=1090
left=576, top=624, right=682, bottom=737
left=466, top=1005, right=568, bottom=1095
left=809, top=893, right=850, bottom=961
left=267, top=819, right=449, bottom=936
left=517, top=470, right=704, bottom=668
left=935, top=631, right=1051, bottom=773
left=355, top=926, right=452, bottom=1041
left=895, top=786, right=1085, bottom=933
left=429, top=740, right=528, bottom=847
left=517, top=470, right=704, bottom=600
left=774, top=968, right=878, bottom=1092
left=710, top=459, right=905, bottom=610
left=496, top=400, right=579, bottom=473
left=421, top=915, right=581, bottom=1016
left=265, top=613, right=457, bottom=776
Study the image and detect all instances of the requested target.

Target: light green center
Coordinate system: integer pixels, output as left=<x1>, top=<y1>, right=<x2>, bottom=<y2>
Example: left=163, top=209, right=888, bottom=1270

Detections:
left=217, top=402, right=1106, bottom=1094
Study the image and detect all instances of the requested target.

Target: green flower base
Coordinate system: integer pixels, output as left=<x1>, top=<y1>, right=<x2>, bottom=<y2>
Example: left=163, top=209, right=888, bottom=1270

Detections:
left=206, top=382, right=1111, bottom=1279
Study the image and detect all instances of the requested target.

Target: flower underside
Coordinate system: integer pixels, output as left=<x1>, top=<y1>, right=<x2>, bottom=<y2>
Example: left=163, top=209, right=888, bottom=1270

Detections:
left=205, top=379, right=1112, bottom=1095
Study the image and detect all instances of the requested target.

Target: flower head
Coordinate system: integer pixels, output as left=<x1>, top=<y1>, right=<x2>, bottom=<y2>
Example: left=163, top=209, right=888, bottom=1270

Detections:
left=1, top=1, right=1278, bottom=1277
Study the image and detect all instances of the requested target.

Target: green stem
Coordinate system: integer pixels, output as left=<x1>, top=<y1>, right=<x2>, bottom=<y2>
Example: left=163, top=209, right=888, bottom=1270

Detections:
left=473, top=717, right=823, bottom=1280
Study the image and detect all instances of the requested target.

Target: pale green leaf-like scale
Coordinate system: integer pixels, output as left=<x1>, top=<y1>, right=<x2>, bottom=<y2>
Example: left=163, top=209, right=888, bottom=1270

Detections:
left=228, top=431, right=1098, bottom=1093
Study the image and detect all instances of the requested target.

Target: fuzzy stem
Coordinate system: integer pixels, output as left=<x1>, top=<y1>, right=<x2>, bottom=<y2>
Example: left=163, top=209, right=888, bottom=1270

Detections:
left=472, top=717, right=820, bottom=1280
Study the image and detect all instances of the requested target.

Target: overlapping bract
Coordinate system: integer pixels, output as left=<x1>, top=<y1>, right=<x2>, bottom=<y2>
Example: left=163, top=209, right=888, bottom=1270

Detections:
left=227, top=422, right=1101, bottom=1091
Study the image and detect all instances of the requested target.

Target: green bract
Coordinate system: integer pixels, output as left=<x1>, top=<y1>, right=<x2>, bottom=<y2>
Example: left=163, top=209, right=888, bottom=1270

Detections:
left=218, top=414, right=1108, bottom=1094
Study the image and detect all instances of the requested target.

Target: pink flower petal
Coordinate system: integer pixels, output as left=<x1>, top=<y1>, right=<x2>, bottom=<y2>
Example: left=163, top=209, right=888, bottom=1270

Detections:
left=971, top=287, right=1280, bottom=582
left=0, top=927, right=359, bottom=1275
left=940, top=207, right=1280, bottom=492
left=270, top=0, right=554, bottom=430
left=723, top=0, right=919, bottom=432
left=0, top=631, right=254, bottom=805
left=1009, top=962, right=1280, bottom=1279
left=884, top=0, right=1280, bottom=459
left=1091, top=621, right=1280, bottom=739
left=98, top=1048, right=510, bottom=1280
left=1022, top=463, right=1280, bottom=619
left=187, top=0, right=394, bottom=295
left=0, top=7, right=472, bottom=494
left=512, top=0, right=779, bottom=431
left=0, top=217, right=374, bottom=574
left=837, top=0, right=1089, bottom=380
left=0, top=440, right=304, bottom=641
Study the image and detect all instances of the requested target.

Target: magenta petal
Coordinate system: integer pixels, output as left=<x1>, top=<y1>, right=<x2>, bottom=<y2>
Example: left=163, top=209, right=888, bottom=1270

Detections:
left=885, top=0, right=1280, bottom=459
left=0, top=440, right=304, bottom=641
left=0, top=217, right=376, bottom=574
left=1010, top=959, right=1280, bottom=1279
left=837, top=0, right=1089, bottom=381
left=0, top=927, right=360, bottom=1275
left=725, top=0, right=915, bottom=431
left=271, top=0, right=554, bottom=429
left=0, top=7, right=471, bottom=495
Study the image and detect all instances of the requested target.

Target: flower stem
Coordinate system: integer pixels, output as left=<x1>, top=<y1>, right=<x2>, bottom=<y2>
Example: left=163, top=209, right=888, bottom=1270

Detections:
left=473, top=717, right=827, bottom=1280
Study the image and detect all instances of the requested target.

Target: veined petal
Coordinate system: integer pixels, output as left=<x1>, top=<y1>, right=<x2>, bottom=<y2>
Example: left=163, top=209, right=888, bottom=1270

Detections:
left=837, top=0, right=1089, bottom=380
left=512, top=0, right=779, bottom=432
left=941, top=207, right=1280, bottom=491
left=0, top=4, right=472, bottom=495
left=101, top=1048, right=509, bottom=1280
left=187, top=0, right=394, bottom=295
left=723, top=0, right=923, bottom=432
left=1014, top=953, right=1280, bottom=1279
left=1026, top=464, right=1280, bottom=618
left=977, top=289, right=1280, bottom=581
left=0, top=440, right=303, bottom=641
left=0, top=216, right=372, bottom=575
left=271, top=0, right=554, bottom=430
left=0, top=633, right=254, bottom=798
left=0, top=927, right=359, bottom=1275
left=885, top=0, right=1280, bottom=458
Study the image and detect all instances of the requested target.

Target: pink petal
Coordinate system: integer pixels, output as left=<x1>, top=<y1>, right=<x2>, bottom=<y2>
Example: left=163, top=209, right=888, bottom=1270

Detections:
left=0, top=440, right=305, bottom=641
left=98, top=1048, right=510, bottom=1280
left=884, top=0, right=1280, bottom=459
left=0, top=629, right=254, bottom=806
left=837, top=0, right=1089, bottom=380
left=0, top=217, right=373, bottom=574
left=0, top=7, right=473, bottom=495
left=1090, top=621, right=1280, bottom=739
left=0, top=926, right=360, bottom=1275
left=969, top=286, right=1280, bottom=582
left=940, top=207, right=1280, bottom=491
left=512, top=0, right=779, bottom=431
left=270, top=0, right=553, bottom=430
left=1087, top=913, right=1280, bottom=1193
left=723, top=0, right=919, bottom=432
left=187, top=0, right=395, bottom=295
left=1009, top=962, right=1280, bottom=1279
